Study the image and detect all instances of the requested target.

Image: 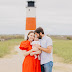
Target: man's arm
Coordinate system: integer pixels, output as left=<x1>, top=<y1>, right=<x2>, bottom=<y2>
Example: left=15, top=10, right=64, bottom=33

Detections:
left=38, top=46, right=52, bottom=53
left=38, top=37, right=53, bottom=53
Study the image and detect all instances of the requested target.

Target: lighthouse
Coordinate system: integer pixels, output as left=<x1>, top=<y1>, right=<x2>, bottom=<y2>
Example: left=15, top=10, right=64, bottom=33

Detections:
left=25, top=0, right=36, bottom=39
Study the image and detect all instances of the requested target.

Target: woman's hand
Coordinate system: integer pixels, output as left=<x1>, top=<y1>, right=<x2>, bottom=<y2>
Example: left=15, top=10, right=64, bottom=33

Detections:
left=30, top=52, right=36, bottom=56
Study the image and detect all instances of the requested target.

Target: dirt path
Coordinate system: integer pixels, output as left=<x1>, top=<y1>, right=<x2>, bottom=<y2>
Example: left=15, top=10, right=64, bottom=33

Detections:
left=0, top=45, right=72, bottom=72
left=53, top=54, right=72, bottom=72
left=0, top=45, right=24, bottom=72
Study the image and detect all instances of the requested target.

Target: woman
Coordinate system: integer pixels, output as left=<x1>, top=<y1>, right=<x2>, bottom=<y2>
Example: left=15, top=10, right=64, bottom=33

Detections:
left=19, top=31, right=41, bottom=72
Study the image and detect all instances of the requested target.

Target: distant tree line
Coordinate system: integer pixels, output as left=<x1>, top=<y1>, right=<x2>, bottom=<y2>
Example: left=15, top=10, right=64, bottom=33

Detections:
left=47, top=35, right=72, bottom=40
left=0, top=34, right=24, bottom=41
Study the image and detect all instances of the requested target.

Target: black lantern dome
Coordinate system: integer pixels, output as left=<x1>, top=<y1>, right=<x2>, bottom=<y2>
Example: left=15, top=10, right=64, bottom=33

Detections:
left=27, top=1, right=35, bottom=7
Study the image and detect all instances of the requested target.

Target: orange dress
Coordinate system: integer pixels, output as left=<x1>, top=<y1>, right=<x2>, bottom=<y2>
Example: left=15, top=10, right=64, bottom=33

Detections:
left=19, top=40, right=41, bottom=72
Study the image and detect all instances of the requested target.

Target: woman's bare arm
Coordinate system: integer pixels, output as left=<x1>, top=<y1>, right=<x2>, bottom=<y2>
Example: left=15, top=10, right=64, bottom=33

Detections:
left=22, top=49, right=33, bottom=57
left=34, top=50, right=42, bottom=54
left=22, top=47, right=39, bottom=57
left=30, top=50, right=42, bottom=56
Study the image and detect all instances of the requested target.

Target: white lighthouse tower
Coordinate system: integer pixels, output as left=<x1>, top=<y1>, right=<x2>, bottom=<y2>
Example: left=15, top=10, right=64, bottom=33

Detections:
left=25, top=0, right=36, bottom=40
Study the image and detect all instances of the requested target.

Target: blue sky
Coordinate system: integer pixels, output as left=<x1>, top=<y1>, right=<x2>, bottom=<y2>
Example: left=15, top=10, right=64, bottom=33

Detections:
left=0, top=0, right=72, bottom=35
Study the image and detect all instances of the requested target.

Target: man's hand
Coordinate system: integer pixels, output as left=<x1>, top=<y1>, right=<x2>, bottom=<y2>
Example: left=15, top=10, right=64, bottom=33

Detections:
left=38, top=47, right=42, bottom=50
left=38, top=46, right=52, bottom=53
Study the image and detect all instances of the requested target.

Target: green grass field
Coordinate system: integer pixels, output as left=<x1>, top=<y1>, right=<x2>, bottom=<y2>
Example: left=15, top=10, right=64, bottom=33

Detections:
left=53, top=38, right=72, bottom=63
left=0, top=38, right=72, bottom=63
left=0, top=39, right=24, bottom=58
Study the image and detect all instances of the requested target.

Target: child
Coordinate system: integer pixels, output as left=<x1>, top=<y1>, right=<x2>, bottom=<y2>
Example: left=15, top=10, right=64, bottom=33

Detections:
left=30, top=36, right=41, bottom=60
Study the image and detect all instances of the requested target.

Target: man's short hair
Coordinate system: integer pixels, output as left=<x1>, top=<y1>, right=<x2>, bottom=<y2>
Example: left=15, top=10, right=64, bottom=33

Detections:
left=34, top=27, right=44, bottom=34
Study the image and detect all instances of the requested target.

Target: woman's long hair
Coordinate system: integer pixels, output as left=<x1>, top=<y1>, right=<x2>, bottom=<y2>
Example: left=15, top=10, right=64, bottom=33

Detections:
left=27, top=31, right=34, bottom=40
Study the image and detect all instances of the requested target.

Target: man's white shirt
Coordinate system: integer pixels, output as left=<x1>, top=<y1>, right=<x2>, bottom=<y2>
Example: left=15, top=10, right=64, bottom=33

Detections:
left=39, top=35, right=53, bottom=65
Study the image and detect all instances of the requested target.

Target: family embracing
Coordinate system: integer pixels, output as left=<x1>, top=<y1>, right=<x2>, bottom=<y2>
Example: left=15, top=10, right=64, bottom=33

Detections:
left=19, top=27, right=53, bottom=72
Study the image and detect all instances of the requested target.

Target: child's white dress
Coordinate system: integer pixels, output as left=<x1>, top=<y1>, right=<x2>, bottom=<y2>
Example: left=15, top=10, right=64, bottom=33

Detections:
left=31, top=41, right=40, bottom=60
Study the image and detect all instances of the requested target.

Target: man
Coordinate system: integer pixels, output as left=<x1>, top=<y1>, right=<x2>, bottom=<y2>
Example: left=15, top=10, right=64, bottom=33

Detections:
left=34, top=27, right=53, bottom=72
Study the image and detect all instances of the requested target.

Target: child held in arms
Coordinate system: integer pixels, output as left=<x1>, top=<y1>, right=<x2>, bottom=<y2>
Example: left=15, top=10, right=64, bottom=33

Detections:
left=30, top=35, right=41, bottom=60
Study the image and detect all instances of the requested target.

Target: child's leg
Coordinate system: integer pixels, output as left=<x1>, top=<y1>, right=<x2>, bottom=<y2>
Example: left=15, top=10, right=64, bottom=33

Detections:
left=34, top=55, right=37, bottom=59
left=38, top=55, right=40, bottom=60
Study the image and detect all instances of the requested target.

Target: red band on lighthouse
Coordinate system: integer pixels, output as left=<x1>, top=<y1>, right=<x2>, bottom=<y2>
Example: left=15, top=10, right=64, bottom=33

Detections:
left=26, top=17, right=36, bottom=30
